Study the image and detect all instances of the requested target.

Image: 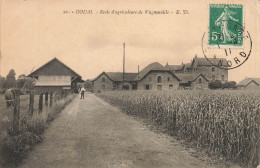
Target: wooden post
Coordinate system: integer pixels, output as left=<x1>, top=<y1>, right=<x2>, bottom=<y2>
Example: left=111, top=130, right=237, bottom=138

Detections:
left=257, top=137, right=260, bottom=168
left=45, top=92, right=48, bottom=107
left=58, top=92, right=61, bottom=100
left=54, top=92, right=57, bottom=102
left=39, top=93, right=43, bottom=112
left=28, top=93, right=34, bottom=116
left=61, top=91, right=64, bottom=99
left=13, top=96, right=20, bottom=133
left=50, top=92, right=53, bottom=107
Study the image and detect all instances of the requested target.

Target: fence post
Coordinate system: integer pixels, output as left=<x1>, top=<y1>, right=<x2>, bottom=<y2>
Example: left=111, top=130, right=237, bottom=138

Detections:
left=54, top=92, right=57, bottom=102
left=50, top=92, right=53, bottom=107
left=13, top=95, right=20, bottom=133
left=58, top=92, right=60, bottom=100
left=45, top=92, right=48, bottom=107
left=29, top=92, right=34, bottom=116
left=61, top=91, right=64, bottom=99
left=39, top=93, right=43, bottom=112
left=257, top=138, right=260, bottom=167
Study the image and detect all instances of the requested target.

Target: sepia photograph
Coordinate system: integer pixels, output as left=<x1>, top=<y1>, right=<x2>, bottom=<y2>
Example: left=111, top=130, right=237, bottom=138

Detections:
left=0, top=0, right=259, bottom=167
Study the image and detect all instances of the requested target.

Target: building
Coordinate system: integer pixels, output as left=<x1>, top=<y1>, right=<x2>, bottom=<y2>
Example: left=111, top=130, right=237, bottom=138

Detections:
left=92, top=56, right=229, bottom=92
left=237, top=78, right=260, bottom=90
left=92, top=72, right=138, bottom=93
left=136, top=62, right=180, bottom=90
left=92, top=62, right=180, bottom=92
left=166, top=55, right=228, bottom=83
left=28, top=58, right=83, bottom=94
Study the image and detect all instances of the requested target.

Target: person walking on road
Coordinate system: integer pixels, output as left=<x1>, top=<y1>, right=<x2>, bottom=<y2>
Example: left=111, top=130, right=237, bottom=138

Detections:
left=80, top=87, right=86, bottom=99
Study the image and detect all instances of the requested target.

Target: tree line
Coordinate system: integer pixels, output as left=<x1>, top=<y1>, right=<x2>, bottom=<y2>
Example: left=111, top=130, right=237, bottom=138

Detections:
left=0, top=69, right=36, bottom=93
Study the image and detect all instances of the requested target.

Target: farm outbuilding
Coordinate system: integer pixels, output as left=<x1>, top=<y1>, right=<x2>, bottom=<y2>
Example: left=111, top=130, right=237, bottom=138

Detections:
left=237, top=78, right=260, bottom=90
left=92, top=72, right=138, bottom=93
left=28, top=58, right=84, bottom=94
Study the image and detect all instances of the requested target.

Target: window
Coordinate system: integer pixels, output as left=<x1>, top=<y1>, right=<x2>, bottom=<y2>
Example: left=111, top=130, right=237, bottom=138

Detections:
left=212, top=67, right=215, bottom=72
left=212, top=75, right=215, bottom=81
left=169, top=84, right=173, bottom=89
left=157, top=76, right=162, bottom=83
left=102, top=77, right=105, bottom=83
left=157, top=85, right=162, bottom=90
left=145, top=85, right=150, bottom=90
left=199, top=78, right=202, bottom=84
left=102, top=84, right=105, bottom=89
left=222, top=75, right=225, bottom=81
left=167, top=77, right=170, bottom=82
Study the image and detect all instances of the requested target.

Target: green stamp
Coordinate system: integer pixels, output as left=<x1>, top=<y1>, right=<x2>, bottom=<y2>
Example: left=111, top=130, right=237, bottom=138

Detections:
left=209, top=4, right=243, bottom=47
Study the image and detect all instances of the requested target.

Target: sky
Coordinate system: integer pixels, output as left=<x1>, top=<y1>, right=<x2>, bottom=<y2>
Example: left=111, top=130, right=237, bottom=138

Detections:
left=0, top=0, right=260, bottom=82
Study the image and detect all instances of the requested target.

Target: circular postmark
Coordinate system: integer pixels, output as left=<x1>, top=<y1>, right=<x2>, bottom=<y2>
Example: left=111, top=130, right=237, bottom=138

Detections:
left=201, top=20, right=252, bottom=70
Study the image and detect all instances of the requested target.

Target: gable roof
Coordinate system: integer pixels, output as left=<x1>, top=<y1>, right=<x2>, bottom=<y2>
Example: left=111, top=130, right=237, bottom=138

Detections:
left=176, top=73, right=209, bottom=83
left=28, top=57, right=82, bottom=78
left=137, top=62, right=180, bottom=81
left=237, top=78, right=260, bottom=86
left=137, top=62, right=167, bottom=80
left=92, top=72, right=138, bottom=82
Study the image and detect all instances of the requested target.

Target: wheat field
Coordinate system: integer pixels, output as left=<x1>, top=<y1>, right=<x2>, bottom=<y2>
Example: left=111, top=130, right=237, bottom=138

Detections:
left=98, top=90, right=260, bottom=167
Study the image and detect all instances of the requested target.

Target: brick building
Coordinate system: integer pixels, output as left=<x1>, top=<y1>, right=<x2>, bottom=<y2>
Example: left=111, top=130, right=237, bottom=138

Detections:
left=29, top=58, right=83, bottom=94
left=92, top=56, right=228, bottom=92
left=166, top=55, right=228, bottom=83
left=92, top=72, right=138, bottom=93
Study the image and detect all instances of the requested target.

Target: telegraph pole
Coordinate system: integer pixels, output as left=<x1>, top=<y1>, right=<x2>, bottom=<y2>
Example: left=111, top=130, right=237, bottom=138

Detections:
left=123, top=43, right=125, bottom=82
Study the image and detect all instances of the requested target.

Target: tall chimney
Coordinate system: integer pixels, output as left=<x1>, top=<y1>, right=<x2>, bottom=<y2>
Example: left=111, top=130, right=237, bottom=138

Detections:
left=123, top=43, right=125, bottom=82
left=138, top=65, right=139, bottom=79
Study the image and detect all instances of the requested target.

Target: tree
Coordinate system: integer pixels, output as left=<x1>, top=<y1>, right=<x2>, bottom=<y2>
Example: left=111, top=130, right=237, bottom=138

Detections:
left=0, top=75, right=6, bottom=89
left=84, top=80, right=94, bottom=92
left=17, top=74, right=27, bottom=89
left=208, top=80, right=222, bottom=89
left=17, top=74, right=36, bottom=91
left=5, top=69, right=17, bottom=89
left=222, top=81, right=237, bottom=89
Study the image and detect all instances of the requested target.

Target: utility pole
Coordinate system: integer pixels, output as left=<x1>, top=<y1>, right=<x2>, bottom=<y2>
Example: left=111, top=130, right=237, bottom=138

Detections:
left=123, top=43, right=125, bottom=82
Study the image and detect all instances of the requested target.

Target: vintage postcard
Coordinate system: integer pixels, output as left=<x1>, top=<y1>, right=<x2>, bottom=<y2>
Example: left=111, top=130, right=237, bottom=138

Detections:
left=0, top=0, right=259, bottom=168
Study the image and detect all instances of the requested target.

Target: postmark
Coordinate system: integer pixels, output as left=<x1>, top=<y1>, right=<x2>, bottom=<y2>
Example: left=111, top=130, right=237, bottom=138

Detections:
left=209, top=4, right=243, bottom=48
left=202, top=4, right=252, bottom=70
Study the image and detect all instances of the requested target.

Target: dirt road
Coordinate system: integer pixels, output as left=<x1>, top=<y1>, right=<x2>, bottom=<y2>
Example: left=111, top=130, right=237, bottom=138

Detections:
left=20, top=94, right=221, bottom=168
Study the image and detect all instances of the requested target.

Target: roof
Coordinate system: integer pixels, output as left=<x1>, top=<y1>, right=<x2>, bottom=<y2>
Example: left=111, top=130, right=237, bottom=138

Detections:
left=184, top=63, right=192, bottom=69
left=167, top=57, right=228, bottom=70
left=92, top=72, right=138, bottom=82
left=237, top=78, right=260, bottom=86
left=28, top=57, right=82, bottom=78
left=35, top=81, right=71, bottom=86
left=137, top=62, right=167, bottom=80
left=165, top=64, right=184, bottom=71
left=195, top=57, right=228, bottom=67
left=176, top=73, right=209, bottom=83
left=106, top=72, right=138, bottom=82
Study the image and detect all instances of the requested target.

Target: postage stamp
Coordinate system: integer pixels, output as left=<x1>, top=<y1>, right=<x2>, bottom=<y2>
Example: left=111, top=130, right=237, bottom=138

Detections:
left=209, top=4, right=243, bottom=47
left=202, top=4, right=251, bottom=70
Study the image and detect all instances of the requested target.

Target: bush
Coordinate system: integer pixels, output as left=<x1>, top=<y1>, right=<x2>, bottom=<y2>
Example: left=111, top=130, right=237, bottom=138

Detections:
left=208, top=80, right=222, bottom=89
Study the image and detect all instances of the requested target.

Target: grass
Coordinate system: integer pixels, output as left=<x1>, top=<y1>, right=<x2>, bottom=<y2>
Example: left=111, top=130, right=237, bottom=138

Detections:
left=0, top=94, right=75, bottom=167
